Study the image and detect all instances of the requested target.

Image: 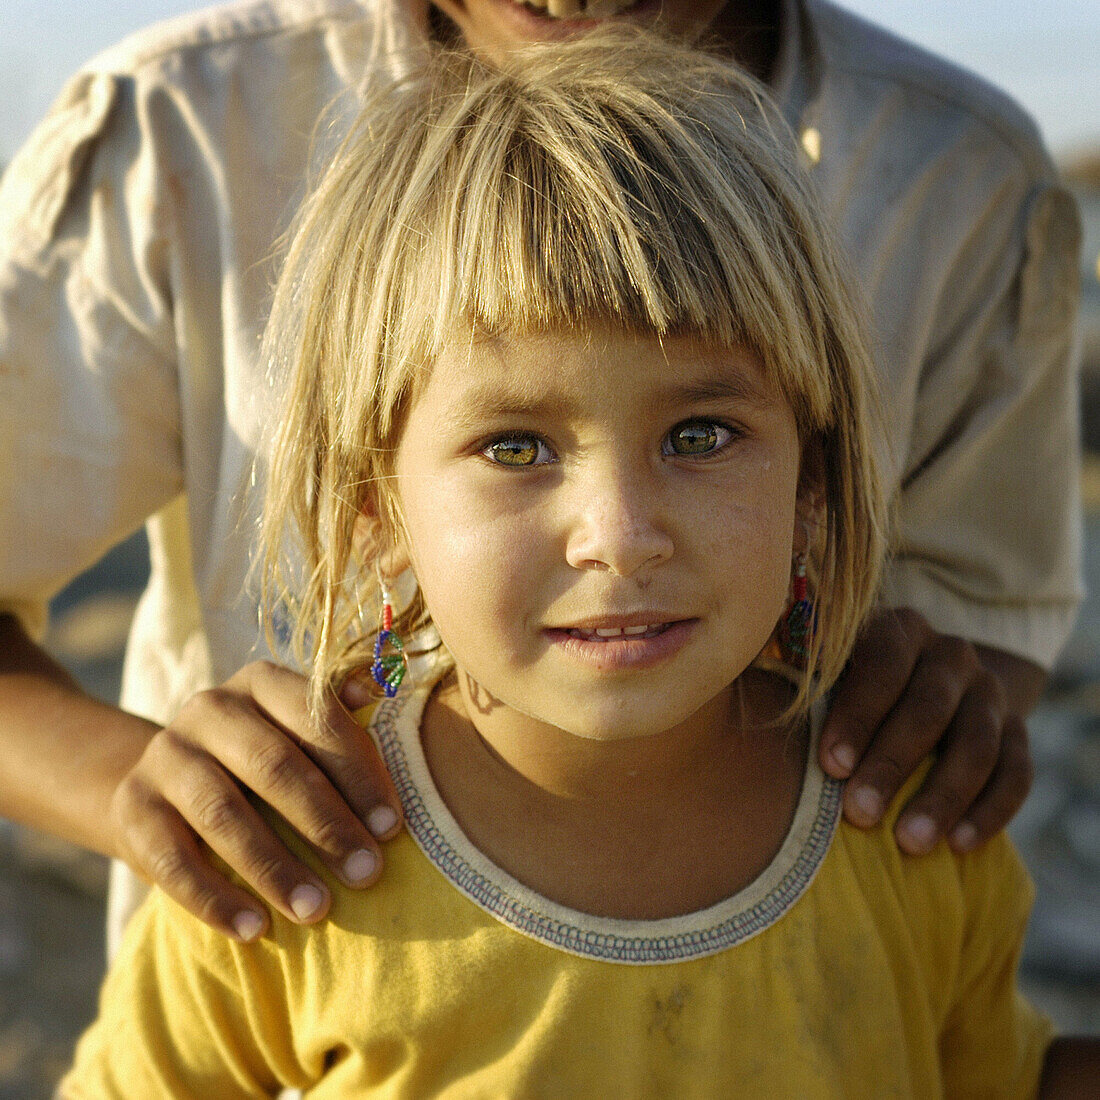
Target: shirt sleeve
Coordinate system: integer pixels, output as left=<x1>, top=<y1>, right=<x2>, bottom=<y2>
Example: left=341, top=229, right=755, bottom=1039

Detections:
left=880, top=178, right=1084, bottom=670
left=0, top=67, right=183, bottom=640
left=57, top=889, right=303, bottom=1098
left=938, top=834, right=1054, bottom=1098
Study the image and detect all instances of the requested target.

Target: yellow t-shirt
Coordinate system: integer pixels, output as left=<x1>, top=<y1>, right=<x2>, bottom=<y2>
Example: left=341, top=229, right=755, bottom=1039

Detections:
left=61, top=676, right=1052, bottom=1098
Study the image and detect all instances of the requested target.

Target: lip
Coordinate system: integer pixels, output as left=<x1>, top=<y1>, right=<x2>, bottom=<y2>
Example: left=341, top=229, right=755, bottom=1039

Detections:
left=542, top=618, right=696, bottom=670
left=553, top=612, right=685, bottom=632
left=483, top=0, right=661, bottom=40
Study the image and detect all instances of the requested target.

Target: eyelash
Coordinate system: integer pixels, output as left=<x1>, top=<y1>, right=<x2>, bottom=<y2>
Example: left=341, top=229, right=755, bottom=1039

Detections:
left=480, top=433, right=557, bottom=468
left=479, top=419, right=739, bottom=468
left=661, top=419, right=738, bottom=459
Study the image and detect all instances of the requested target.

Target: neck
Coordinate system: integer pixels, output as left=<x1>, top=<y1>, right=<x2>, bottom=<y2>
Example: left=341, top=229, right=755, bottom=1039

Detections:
left=711, top=0, right=783, bottom=84
left=417, top=665, right=809, bottom=918
left=446, top=667, right=790, bottom=805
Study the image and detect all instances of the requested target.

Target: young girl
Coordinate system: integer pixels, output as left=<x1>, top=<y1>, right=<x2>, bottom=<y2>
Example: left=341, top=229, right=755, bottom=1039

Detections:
left=61, top=29, right=1082, bottom=1098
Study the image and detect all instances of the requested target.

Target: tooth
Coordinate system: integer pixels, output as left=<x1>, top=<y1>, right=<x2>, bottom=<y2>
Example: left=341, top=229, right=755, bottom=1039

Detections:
left=595, top=627, right=623, bottom=637
left=623, top=625, right=648, bottom=636
left=546, top=0, right=582, bottom=17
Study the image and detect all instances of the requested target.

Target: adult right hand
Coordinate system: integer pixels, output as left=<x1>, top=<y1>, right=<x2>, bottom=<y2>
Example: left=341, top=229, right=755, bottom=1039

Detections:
left=110, top=660, right=403, bottom=941
left=818, top=607, right=1040, bottom=855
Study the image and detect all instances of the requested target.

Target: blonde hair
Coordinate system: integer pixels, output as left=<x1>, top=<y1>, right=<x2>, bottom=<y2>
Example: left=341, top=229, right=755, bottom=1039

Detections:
left=261, top=28, right=887, bottom=721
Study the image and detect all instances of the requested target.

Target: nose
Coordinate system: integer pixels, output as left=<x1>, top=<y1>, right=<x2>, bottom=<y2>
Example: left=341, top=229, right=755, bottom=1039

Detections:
left=564, top=463, right=674, bottom=578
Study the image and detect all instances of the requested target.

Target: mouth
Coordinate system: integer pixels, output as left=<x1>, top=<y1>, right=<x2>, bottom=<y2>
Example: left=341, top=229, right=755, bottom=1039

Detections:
left=564, top=622, right=673, bottom=641
left=513, top=0, right=648, bottom=18
left=543, top=617, right=695, bottom=669
left=493, top=0, right=658, bottom=31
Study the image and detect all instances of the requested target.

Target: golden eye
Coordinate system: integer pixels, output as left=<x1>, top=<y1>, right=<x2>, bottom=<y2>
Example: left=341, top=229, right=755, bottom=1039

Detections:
left=484, top=435, right=550, bottom=467
left=664, top=421, right=731, bottom=457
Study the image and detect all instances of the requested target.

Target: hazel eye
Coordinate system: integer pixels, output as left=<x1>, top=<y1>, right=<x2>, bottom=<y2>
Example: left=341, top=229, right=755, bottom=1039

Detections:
left=663, top=420, right=734, bottom=457
left=482, top=434, right=555, bottom=467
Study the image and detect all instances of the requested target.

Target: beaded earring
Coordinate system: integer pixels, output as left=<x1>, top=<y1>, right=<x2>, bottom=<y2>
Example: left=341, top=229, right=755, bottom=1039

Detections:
left=778, top=549, right=815, bottom=669
left=371, top=577, right=408, bottom=698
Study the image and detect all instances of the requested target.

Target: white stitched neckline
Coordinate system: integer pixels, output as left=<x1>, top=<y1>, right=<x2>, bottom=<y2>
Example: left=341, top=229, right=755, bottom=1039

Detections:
left=371, top=662, right=842, bottom=964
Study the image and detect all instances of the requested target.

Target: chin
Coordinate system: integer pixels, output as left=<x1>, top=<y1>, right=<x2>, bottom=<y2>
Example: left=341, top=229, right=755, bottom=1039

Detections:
left=566, top=722, right=656, bottom=743
left=555, top=700, right=699, bottom=743
left=453, top=0, right=666, bottom=51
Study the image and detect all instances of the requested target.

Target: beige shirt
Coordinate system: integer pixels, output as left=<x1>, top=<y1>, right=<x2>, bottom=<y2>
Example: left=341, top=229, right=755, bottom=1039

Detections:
left=0, top=0, right=1082, bottom=943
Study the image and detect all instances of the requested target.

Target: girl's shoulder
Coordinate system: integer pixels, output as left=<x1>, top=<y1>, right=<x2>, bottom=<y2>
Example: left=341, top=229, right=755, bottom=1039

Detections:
left=831, top=758, right=1037, bottom=1001
left=837, top=757, right=1034, bottom=916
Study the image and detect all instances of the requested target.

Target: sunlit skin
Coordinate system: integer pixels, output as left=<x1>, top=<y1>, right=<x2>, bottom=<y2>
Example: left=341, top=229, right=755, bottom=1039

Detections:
left=377, top=328, right=814, bottom=914
left=428, top=0, right=781, bottom=78
left=430, top=0, right=725, bottom=51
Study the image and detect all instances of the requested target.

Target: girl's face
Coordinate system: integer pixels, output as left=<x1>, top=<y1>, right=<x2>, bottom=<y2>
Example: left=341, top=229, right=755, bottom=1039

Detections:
left=386, top=327, right=803, bottom=741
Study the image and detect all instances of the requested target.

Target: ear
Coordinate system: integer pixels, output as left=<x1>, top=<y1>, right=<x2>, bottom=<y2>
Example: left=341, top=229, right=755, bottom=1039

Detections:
left=352, top=498, right=413, bottom=580
left=794, top=435, right=826, bottom=548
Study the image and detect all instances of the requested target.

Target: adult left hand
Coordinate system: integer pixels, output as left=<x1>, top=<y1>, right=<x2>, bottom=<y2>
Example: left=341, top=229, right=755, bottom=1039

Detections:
left=818, top=607, right=1044, bottom=855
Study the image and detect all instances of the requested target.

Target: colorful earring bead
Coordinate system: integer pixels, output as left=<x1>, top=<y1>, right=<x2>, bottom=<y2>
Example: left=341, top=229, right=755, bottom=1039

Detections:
left=371, top=585, right=407, bottom=698
left=779, top=551, right=815, bottom=669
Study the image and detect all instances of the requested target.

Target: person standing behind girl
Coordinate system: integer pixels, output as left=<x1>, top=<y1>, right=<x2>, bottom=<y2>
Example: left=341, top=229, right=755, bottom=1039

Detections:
left=0, top=0, right=1073, bottom=957
left=60, top=30, right=1095, bottom=1098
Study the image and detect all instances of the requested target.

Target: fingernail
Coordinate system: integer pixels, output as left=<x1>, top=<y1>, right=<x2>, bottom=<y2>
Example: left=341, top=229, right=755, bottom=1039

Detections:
left=341, top=676, right=372, bottom=709
left=367, top=805, right=399, bottom=837
left=289, top=884, right=326, bottom=922
left=851, top=786, right=882, bottom=823
left=233, top=911, right=264, bottom=943
left=830, top=744, right=857, bottom=774
left=900, top=813, right=937, bottom=852
left=950, top=821, right=979, bottom=852
left=343, top=848, right=378, bottom=885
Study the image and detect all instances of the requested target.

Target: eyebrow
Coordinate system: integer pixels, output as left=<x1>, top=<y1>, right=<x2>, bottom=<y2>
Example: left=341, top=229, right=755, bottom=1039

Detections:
left=661, top=372, right=769, bottom=407
left=445, top=388, right=573, bottom=431
left=449, top=369, right=771, bottom=425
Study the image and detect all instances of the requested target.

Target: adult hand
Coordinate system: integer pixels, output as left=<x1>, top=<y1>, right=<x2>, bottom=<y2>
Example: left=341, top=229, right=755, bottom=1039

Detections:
left=110, top=660, right=402, bottom=941
left=818, top=607, right=1042, bottom=856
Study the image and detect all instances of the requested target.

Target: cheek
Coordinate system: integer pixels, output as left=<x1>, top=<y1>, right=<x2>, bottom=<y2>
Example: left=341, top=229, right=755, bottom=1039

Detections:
left=398, top=483, right=543, bottom=640
left=707, top=505, right=793, bottom=603
left=700, top=463, right=798, bottom=618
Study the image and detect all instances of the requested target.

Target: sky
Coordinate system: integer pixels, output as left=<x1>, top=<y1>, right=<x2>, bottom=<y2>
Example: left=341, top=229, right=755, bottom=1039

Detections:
left=0, top=0, right=1098, bottom=163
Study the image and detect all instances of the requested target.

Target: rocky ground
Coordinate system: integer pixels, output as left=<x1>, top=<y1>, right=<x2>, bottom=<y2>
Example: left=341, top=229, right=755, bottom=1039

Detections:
left=2, top=187, right=1099, bottom=1100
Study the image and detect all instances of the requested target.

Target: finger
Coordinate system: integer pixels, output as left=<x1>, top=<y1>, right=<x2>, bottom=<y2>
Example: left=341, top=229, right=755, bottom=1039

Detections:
left=892, top=670, right=1006, bottom=854
left=311, top=683, right=405, bottom=838
left=842, top=636, right=976, bottom=828
left=240, top=662, right=404, bottom=838
left=158, top=731, right=335, bottom=926
left=211, top=712, right=388, bottom=888
left=339, top=668, right=377, bottom=712
left=946, top=714, right=1033, bottom=853
left=115, top=783, right=271, bottom=942
left=820, top=608, right=928, bottom=779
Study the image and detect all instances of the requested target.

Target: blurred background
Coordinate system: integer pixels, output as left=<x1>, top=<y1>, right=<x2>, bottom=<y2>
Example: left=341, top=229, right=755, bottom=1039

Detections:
left=0, top=2, right=1098, bottom=1096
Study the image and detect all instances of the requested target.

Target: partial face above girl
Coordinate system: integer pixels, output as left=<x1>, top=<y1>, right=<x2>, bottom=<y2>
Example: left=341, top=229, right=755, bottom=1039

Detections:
left=429, top=0, right=735, bottom=56
left=385, top=326, right=803, bottom=741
